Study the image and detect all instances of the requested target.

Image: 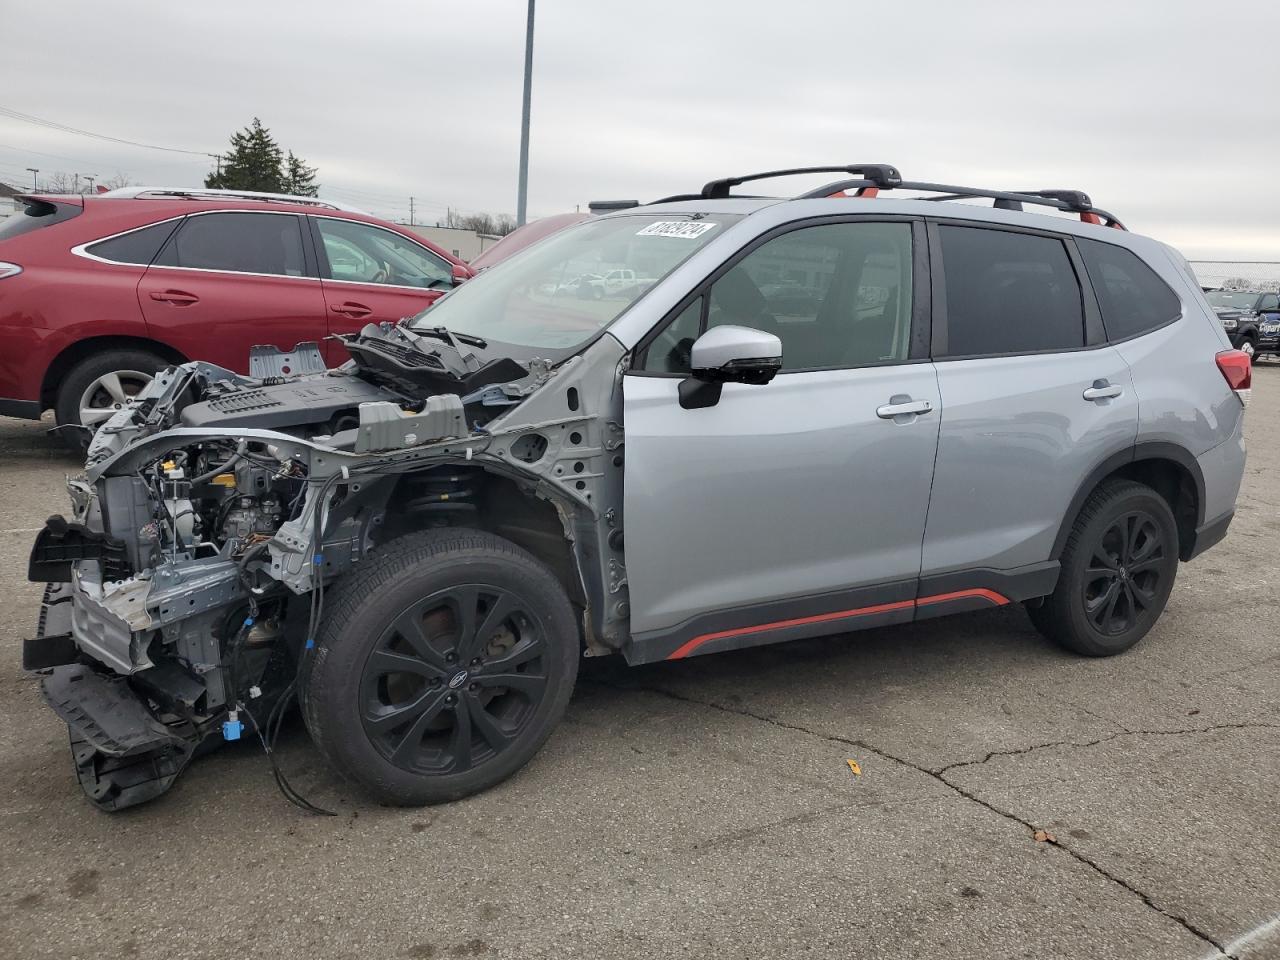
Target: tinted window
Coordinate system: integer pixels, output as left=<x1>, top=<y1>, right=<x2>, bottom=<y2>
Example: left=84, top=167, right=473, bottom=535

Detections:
left=700, top=221, right=912, bottom=371
left=156, top=213, right=306, bottom=276
left=317, top=219, right=450, bottom=288
left=938, top=226, right=1084, bottom=357
left=1077, top=238, right=1181, bottom=340
left=1259, top=293, right=1279, bottom=312
left=84, top=220, right=180, bottom=265
left=0, top=198, right=82, bottom=241
left=641, top=297, right=703, bottom=372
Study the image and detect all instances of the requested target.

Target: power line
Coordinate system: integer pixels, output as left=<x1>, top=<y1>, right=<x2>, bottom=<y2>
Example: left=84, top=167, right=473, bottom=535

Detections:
left=0, top=105, right=218, bottom=158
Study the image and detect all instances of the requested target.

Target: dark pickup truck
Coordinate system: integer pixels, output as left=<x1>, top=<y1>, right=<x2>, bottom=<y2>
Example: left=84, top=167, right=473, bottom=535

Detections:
left=1207, top=289, right=1280, bottom=360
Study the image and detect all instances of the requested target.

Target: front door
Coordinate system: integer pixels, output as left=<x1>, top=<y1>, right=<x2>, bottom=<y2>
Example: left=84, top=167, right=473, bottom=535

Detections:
left=139, top=211, right=325, bottom=373
left=622, top=219, right=941, bottom=662
left=311, top=217, right=453, bottom=364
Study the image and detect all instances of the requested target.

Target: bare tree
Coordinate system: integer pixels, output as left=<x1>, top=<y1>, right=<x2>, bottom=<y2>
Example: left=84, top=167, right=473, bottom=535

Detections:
left=38, top=170, right=133, bottom=194
left=445, top=210, right=517, bottom=236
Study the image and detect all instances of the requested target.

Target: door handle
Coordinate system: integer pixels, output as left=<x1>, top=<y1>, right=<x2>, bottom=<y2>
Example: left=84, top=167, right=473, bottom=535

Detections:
left=149, top=289, right=199, bottom=305
left=876, top=397, right=933, bottom=419
left=1083, top=380, right=1123, bottom=401
left=331, top=301, right=372, bottom=318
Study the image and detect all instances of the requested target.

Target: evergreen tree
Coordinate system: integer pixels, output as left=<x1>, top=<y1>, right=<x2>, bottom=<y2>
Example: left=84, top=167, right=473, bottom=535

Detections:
left=281, top=151, right=319, bottom=197
left=206, top=118, right=306, bottom=193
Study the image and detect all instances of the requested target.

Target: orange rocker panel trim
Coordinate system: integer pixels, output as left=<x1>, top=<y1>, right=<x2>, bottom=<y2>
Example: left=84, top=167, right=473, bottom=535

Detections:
left=666, top=588, right=1009, bottom=660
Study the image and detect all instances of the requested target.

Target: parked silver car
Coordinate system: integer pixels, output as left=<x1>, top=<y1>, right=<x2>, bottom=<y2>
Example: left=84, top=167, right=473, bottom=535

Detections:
left=26, top=164, right=1248, bottom=811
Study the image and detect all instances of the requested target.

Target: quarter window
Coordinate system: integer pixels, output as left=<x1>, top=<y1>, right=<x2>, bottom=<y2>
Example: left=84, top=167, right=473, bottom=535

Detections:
left=938, top=226, right=1084, bottom=357
left=84, top=220, right=180, bottom=266
left=316, top=219, right=451, bottom=288
left=1077, top=238, right=1182, bottom=341
left=155, top=213, right=307, bottom=277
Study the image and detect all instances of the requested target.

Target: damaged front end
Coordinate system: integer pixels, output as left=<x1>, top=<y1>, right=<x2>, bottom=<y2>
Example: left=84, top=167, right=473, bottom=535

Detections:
left=26, top=324, right=628, bottom=811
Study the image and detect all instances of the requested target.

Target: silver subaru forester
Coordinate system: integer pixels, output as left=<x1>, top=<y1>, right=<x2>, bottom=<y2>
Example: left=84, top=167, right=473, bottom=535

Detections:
left=26, top=165, right=1248, bottom=811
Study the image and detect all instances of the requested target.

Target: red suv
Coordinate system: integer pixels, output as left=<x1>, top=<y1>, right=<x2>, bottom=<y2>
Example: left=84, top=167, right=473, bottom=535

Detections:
left=0, top=187, right=473, bottom=443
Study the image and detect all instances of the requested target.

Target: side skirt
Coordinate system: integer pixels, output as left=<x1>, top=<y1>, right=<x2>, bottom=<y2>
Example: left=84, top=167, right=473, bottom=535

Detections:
left=624, top=561, right=1059, bottom=664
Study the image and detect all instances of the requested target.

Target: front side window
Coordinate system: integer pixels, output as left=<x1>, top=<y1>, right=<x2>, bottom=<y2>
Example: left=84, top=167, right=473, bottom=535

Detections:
left=317, top=219, right=451, bottom=288
left=155, top=213, right=306, bottom=277
left=705, top=222, right=913, bottom=371
left=408, top=214, right=736, bottom=350
left=938, top=226, right=1084, bottom=357
left=1077, top=238, right=1181, bottom=340
left=1259, top=293, right=1279, bottom=312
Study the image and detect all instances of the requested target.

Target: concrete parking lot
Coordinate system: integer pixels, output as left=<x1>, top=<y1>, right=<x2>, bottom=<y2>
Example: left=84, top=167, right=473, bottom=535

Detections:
left=1, top=372, right=1276, bottom=960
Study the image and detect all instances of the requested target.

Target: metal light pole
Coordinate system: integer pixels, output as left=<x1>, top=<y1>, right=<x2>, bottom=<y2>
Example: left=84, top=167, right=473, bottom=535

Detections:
left=26, top=168, right=38, bottom=191
left=515, top=0, right=535, bottom=226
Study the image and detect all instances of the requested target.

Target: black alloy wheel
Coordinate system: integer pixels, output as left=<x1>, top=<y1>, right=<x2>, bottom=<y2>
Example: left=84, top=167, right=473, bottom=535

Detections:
left=360, top=585, right=549, bottom=775
left=1081, top=511, right=1167, bottom=636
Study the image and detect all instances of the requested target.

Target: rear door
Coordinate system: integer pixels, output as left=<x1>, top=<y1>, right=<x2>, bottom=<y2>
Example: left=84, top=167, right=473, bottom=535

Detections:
left=310, top=217, right=454, bottom=364
left=623, top=218, right=940, bottom=660
left=919, top=221, right=1138, bottom=596
left=139, top=211, right=325, bottom=372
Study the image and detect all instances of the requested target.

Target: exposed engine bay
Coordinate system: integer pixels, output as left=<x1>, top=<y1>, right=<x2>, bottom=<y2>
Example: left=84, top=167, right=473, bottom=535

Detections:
left=26, top=322, right=629, bottom=810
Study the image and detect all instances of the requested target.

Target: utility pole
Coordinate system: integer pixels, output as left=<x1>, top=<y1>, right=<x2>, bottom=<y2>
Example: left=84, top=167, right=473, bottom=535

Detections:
left=516, top=0, right=535, bottom=226
left=26, top=168, right=38, bottom=191
left=73, top=173, right=80, bottom=193
left=85, top=175, right=97, bottom=193
left=409, top=197, right=415, bottom=226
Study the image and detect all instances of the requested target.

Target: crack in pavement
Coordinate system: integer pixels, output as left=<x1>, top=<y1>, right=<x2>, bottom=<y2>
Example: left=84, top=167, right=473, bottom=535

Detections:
left=605, top=680, right=1270, bottom=959
left=934, top=720, right=1280, bottom=776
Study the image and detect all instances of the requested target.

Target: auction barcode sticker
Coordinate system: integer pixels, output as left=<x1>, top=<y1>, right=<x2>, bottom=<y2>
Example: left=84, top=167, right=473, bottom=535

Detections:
left=636, top=221, right=718, bottom=239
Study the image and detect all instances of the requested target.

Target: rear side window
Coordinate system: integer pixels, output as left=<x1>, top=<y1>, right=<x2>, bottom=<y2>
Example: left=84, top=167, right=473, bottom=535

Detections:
left=1077, top=238, right=1181, bottom=340
left=938, top=226, right=1084, bottom=357
left=155, top=213, right=306, bottom=277
left=84, top=221, right=180, bottom=265
left=0, top=198, right=83, bottom=242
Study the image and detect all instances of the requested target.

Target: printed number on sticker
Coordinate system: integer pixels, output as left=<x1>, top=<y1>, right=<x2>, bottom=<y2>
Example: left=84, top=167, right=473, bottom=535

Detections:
left=636, top=221, right=718, bottom=239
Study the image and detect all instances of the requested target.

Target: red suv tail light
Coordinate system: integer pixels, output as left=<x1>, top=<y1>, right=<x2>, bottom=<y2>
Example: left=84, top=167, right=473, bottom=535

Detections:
left=1216, top=349, right=1252, bottom=405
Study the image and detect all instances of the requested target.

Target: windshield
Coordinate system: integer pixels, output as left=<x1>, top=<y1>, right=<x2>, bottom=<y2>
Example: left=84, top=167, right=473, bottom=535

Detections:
left=408, top=213, right=738, bottom=349
left=1206, top=291, right=1262, bottom=311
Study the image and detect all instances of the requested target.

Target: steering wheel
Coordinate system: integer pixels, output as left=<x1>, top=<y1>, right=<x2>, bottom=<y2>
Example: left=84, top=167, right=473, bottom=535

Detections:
left=371, top=260, right=393, bottom=284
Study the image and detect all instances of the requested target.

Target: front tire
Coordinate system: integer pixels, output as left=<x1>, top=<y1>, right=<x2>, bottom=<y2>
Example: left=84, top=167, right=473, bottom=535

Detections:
left=1027, top=480, right=1178, bottom=656
left=302, top=529, right=580, bottom=806
left=54, top=349, right=168, bottom=451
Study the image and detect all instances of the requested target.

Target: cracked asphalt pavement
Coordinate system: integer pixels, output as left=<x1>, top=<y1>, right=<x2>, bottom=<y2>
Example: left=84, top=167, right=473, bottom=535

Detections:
left=2, top=370, right=1278, bottom=960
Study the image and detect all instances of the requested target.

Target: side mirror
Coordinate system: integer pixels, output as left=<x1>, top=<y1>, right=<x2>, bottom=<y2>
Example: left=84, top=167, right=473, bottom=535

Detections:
left=451, top=263, right=473, bottom=286
left=679, top=325, right=782, bottom=409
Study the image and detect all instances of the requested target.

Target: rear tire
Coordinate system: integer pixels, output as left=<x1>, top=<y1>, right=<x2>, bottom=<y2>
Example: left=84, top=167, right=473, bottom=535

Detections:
left=1028, top=480, right=1178, bottom=656
left=53, top=349, right=168, bottom=451
left=302, top=528, right=580, bottom=806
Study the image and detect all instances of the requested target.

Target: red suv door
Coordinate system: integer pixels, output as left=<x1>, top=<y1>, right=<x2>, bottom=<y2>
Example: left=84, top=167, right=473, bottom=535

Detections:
left=139, top=211, right=327, bottom=372
left=309, top=216, right=453, bottom=363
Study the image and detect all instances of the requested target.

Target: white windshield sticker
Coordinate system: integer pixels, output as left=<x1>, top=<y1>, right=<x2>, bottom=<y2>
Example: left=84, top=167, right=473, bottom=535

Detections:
left=635, top=221, right=718, bottom=239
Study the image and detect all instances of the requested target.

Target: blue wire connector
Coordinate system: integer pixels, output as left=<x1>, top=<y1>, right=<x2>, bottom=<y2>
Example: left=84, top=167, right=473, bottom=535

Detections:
left=222, top=709, right=243, bottom=741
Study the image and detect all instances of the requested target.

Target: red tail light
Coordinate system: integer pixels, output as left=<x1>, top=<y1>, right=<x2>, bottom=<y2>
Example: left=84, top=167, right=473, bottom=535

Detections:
left=1216, top=349, right=1252, bottom=405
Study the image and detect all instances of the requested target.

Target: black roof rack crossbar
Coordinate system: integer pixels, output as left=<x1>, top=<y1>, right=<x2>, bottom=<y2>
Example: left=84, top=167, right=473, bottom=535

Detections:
left=701, top=164, right=902, bottom=199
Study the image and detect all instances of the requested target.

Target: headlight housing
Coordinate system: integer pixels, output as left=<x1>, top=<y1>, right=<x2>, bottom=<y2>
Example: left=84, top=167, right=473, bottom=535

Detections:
left=1220, top=317, right=1238, bottom=331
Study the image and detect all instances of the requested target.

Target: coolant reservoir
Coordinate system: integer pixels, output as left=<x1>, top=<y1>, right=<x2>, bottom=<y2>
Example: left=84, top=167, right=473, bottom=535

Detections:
left=162, top=464, right=195, bottom=543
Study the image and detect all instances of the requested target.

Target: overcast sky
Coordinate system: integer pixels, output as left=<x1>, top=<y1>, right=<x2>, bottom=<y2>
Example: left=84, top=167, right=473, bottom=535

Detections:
left=4, top=0, right=1277, bottom=260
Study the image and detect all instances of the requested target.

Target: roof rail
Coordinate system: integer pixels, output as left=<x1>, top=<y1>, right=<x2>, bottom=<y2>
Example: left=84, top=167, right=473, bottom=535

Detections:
left=96, top=186, right=368, bottom=214
left=674, top=165, right=1126, bottom=230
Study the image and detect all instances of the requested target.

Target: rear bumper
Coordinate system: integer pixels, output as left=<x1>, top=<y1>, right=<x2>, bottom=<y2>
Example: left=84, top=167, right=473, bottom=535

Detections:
left=0, top=396, right=42, bottom=419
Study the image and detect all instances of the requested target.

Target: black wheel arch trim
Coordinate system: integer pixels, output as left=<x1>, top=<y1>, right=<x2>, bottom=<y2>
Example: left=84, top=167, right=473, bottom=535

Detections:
left=1050, top=441, right=1207, bottom=563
